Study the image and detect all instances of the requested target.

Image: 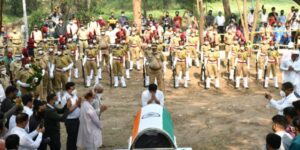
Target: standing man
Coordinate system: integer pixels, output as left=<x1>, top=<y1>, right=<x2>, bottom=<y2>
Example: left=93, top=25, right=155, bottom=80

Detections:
left=264, top=43, right=280, bottom=89
left=173, top=11, right=182, bottom=29
left=215, top=11, right=225, bottom=43
left=54, top=19, right=67, bottom=38
left=111, top=44, right=127, bottom=88
left=257, top=40, right=269, bottom=81
left=77, top=25, right=89, bottom=58
left=205, top=10, right=214, bottom=27
left=16, top=62, right=35, bottom=95
left=108, top=12, right=118, bottom=30
left=83, top=44, right=99, bottom=87
left=61, top=82, right=81, bottom=150
left=235, top=46, right=250, bottom=89
left=186, top=32, right=200, bottom=67
left=34, top=49, right=48, bottom=101
left=280, top=51, right=300, bottom=94
left=31, top=25, right=43, bottom=51
left=66, top=38, right=79, bottom=79
left=128, top=31, right=142, bottom=71
left=9, top=28, right=22, bottom=56
left=205, top=47, right=220, bottom=89
left=97, top=29, right=111, bottom=80
left=228, top=40, right=239, bottom=80
left=51, top=48, right=73, bottom=102
left=119, top=11, right=129, bottom=27
left=173, top=46, right=188, bottom=88
left=148, top=44, right=164, bottom=90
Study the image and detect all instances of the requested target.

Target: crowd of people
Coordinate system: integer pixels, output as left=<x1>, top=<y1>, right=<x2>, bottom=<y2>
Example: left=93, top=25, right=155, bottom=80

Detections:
left=0, top=82, right=107, bottom=149
left=0, top=3, right=298, bottom=149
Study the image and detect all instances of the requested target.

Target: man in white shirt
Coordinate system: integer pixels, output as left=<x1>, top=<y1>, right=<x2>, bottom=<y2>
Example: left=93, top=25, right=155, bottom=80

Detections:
left=248, top=9, right=255, bottom=27
left=260, top=9, right=268, bottom=25
left=141, top=84, right=164, bottom=107
left=59, top=82, right=81, bottom=150
left=106, top=26, right=118, bottom=44
left=215, top=11, right=225, bottom=42
left=271, top=115, right=293, bottom=150
left=66, top=20, right=78, bottom=40
left=280, top=50, right=300, bottom=93
left=265, top=82, right=299, bottom=115
left=22, top=94, right=33, bottom=117
left=9, top=113, right=44, bottom=150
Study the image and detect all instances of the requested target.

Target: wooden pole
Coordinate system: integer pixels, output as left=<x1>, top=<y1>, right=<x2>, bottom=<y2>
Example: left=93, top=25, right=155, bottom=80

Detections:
left=132, top=0, right=142, bottom=33
left=243, top=0, right=249, bottom=42
left=22, top=0, right=29, bottom=46
left=196, top=0, right=205, bottom=45
left=250, top=0, right=260, bottom=43
left=0, top=0, right=3, bottom=32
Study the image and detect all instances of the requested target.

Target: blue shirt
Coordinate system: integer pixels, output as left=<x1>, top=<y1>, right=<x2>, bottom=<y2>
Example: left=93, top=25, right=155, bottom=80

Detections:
left=278, top=15, right=287, bottom=24
left=289, top=135, right=300, bottom=150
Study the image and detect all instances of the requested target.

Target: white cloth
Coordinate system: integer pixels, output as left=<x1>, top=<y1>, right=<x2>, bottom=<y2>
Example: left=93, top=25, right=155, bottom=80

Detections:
left=60, top=92, right=80, bottom=119
left=9, top=126, right=42, bottom=150
left=8, top=115, right=16, bottom=131
left=141, top=90, right=164, bottom=107
left=276, top=131, right=293, bottom=150
left=23, top=106, right=33, bottom=117
left=77, top=101, right=102, bottom=149
left=248, top=13, right=254, bottom=25
left=269, top=92, right=299, bottom=115
left=280, top=58, right=300, bottom=84
left=215, top=16, right=225, bottom=26
left=106, top=29, right=118, bottom=44
left=0, top=84, right=5, bottom=103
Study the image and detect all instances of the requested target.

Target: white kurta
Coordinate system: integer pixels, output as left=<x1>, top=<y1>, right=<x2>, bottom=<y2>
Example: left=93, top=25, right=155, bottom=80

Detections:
left=280, top=58, right=300, bottom=93
left=141, top=90, right=164, bottom=107
left=269, top=92, right=299, bottom=115
left=77, top=101, right=102, bottom=149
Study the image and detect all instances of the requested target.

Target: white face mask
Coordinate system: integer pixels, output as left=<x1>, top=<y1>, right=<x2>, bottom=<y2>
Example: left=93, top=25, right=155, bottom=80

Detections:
left=96, top=93, right=102, bottom=99
left=1, top=70, right=6, bottom=75
left=72, top=89, right=77, bottom=96
left=57, top=51, right=62, bottom=55
left=280, top=90, right=286, bottom=97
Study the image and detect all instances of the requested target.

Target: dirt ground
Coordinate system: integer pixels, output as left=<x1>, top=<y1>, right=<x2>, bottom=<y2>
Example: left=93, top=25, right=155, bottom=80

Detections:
left=58, top=60, right=282, bottom=150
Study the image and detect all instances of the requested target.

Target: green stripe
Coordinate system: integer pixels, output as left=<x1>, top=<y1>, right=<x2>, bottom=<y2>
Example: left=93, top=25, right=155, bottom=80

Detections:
left=162, top=107, right=175, bottom=142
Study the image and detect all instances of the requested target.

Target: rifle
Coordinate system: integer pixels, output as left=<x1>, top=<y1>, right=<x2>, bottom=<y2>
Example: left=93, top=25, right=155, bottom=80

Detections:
left=143, top=58, right=146, bottom=87
left=108, top=46, right=113, bottom=87
left=227, top=59, right=230, bottom=80
left=81, top=57, right=86, bottom=87
left=200, top=63, right=206, bottom=82
left=255, top=59, right=258, bottom=81
left=233, top=66, right=237, bottom=85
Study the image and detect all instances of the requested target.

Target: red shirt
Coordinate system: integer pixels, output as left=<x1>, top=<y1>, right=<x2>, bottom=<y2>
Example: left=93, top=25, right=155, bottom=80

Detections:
left=97, top=19, right=106, bottom=27
left=173, top=16, right=182, bottom=28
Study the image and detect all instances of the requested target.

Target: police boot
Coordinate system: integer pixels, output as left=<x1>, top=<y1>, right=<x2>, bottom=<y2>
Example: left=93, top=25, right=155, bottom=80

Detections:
left=184, top=77, right=188, bottom=88
left=126, top=69, right=130, bottom=79
left=185, top=71, right=190, bottom=81
left=243, top=77, right=249, bottom=89
left=98, top=69, right=102, bottom=80
left=114, top=76, right=119, bottom=88
left=86, top=76, right=91, bottom=87
left=74, top=68, right=79, bottom=79
left=130, top=61, right=133, bottom=71
left=274, top=77, right=279, bottom=89
left=235, top=77, right=240, bottom=89
left=215, top=78, right=220, bottom=89
left=145, top=76, right=150, bottom=87
left=95, top=76, right=99, bottom=85
left=258, top=69, right=262, bottom=80
left=136, top=61, right=140, bottom=70
left=90, top=70, right=94, bottom=80
left=264, top=77, right=269, bottom=88
left=120, top=76, right=126, bottom=88
left=229, top=69, right=234, bottom=80
left=175, top=76, right=179, bottom=88
left=206, top=78, right=211, bottom=89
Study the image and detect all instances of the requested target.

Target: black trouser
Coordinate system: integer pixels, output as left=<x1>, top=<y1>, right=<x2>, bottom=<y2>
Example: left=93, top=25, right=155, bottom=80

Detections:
left=46, top=133, right=61, bottom=150
left=65, top=118, right=79, bottom=150
left=218, top=26, right=225, bottom=43
left=292, top=31, right=297, bottom=43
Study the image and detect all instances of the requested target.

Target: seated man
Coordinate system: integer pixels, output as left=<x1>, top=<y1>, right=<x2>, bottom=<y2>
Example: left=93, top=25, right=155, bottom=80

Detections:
left=141, top=84, right=164, bottom=107
left=265, top=82, right=299, bottom=115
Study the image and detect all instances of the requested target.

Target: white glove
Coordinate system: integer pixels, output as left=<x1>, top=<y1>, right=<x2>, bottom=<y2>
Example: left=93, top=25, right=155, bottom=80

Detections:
left=17, top=80, right=30, bottom=88
left=62, top=67, right=68, bottom=72
left=42, top=69, right=45, bottom=76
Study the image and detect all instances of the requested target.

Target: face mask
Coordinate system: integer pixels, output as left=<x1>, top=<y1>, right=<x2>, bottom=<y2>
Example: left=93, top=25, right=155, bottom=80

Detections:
left=96, top=93, right=102, bottom=99
left=24, top=64, right=31, bottom=69
left=101, top=32, right=105, bottom=35
left=38, top=51, right=43, bottom=55
left=57, top=51, right=62, bottom=55
left=270, top=46, right=275, bottom=50
left=72, top=89, right=77, bottom=95
left=1, top=70, right=6, bottom=75
left=280, top=90, right=286, bottom=97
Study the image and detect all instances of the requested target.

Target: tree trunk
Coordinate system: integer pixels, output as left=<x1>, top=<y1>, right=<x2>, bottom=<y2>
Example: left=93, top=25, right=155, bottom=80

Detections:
left=243, top=0, right=249, bottom=42
left=196, top=0, right=205, bottom=45
left=250, top=0, right=260, bottom=43
left=87, top=0, right=91, bottom=11
left=22, top=0, right=28, bottom=46
left=133, top=0, right=142, bottom=33
left=222, top=0, right=231, bottom=19
left=0, top=0, right=3, bottom=32
left=143, top=0, right=148, bottom=18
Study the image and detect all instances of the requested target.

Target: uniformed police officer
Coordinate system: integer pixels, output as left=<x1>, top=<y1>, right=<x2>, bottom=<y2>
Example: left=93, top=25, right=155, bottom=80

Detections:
left=205, top=47, right=220, bottom=89
left=264, top=42, right=280, bottom=88
left=235, top=46, right=250, bottom=89
left=97, top=29, right=111, bottom=80
left=173, top=45, right=188, bottom=88
left=128, top=31, right=142, bottom=71
left=148, top=44, right=164, bottom=90
left=110, top=44, right=127, bottom=88
left=83, top=44, right=99, bottom=87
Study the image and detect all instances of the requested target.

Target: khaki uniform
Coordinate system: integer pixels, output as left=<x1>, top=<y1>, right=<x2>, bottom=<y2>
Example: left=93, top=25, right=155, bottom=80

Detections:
left=40, top=41, right=50, bottom=52
left=98, top=35, right=111, bottom=67
left=10, top=32, right=22, bottom=55
left=16, top=68, right=35, bottom=95
left=31, top=30, right=43, bottom=47
left=10, top=59, right=22, bottom=82
left=112, top=47, right=126, bottom=76
left=187, top=36, right=199, bottom=67
left=175, top=49, right=187, bottom=77
left=53, top=54, right=73, bottom=91
left=201, top=44, right=211, bottom=62
left=148, top=49, right=164, bottom=90
left=259, top=44, right=269, bottom=70
left=264, top=49, right=280, bottom=88
left=224, top=33, right=234, bottom=53
left=235, top=50, right=250, bottom=88
left=228, top=44, right=240, bottom=80
left=78, top=28, right=89, bottom=56
left=0, top=63, right=10, bottom=89
left=34, top=55, right=48, bottom=101
left=128, top=35, right=142, bottom=63
left=0, top=36, right=4, bottom=56
left=259, top=26, right=273, bottom=40
left=206, top=51, right=219, bottom=78
left=170, top=37, right=181, bottom=50
left=85, top=48, right=98, bottom=77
